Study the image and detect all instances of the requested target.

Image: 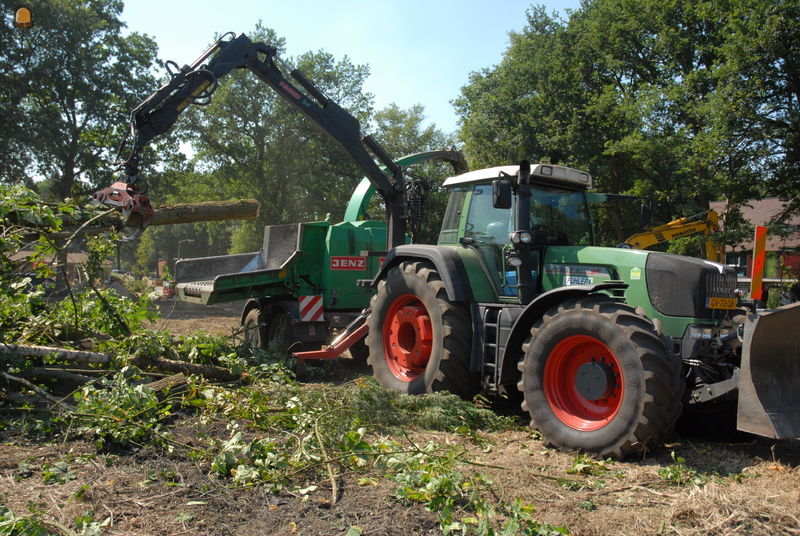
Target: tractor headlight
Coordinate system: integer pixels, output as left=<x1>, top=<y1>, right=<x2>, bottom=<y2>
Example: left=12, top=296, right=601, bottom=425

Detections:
left=507, top=252, right=523, bottom=267
left=688, top=326, right=714, bottom=340
left=510, top=230, right=532, bottom=244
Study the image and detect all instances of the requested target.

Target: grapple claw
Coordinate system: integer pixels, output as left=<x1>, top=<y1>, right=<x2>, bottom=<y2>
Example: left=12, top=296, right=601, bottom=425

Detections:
left=92, top=180, right=154, bottom=232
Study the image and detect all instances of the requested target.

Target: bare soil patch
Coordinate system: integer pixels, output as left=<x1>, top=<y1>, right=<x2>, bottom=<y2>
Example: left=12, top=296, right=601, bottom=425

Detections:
left=2, top=429, right=799, bottom=535
left=146, top=298, right=245, bottom=337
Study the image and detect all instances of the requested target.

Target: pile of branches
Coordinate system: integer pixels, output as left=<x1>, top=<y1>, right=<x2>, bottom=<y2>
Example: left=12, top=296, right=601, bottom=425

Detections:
left=0, top=183, right=260, bottom=410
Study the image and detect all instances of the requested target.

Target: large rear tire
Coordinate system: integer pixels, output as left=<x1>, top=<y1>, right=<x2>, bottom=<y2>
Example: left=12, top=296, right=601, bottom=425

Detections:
left=366, top=261, right=479, bottom=399
left=518, top=297, right=683, bottom=459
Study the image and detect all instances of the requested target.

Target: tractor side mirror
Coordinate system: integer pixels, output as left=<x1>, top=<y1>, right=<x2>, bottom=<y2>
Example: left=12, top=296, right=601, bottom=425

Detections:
left=492, top=179, right=512, bottom=209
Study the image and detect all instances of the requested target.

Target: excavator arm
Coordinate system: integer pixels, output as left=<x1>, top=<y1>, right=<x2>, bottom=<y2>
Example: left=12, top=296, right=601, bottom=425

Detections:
left=95, top=33, right=407, bottom=249
left=624, top=209, right=724, bottom=262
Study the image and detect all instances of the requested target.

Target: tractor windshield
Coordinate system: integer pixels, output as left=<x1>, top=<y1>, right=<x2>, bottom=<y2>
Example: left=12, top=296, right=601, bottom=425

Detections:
left=464, top=184, right=593, bottom=247
left=530, top=185, right=594, bottom=246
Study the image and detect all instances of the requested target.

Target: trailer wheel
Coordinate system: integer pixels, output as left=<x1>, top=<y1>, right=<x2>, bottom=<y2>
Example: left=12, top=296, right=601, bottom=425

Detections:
left=518, top=297, right=682, bottom=459
left=366, top=261, right=478, bottom=398
left=348, top=339, right=370, bottom=365
left=265, top=311, right=295, bottom=354
left=242, top=308, right=265, bottom=349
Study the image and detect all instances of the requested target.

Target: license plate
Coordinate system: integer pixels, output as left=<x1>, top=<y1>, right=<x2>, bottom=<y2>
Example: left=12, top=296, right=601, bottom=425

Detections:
left=706, top=297, right=737, bottom=309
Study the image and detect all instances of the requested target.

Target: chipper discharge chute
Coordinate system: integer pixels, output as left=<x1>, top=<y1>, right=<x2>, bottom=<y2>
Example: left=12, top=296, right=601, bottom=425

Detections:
left=737, top=302, right=800, bottom=438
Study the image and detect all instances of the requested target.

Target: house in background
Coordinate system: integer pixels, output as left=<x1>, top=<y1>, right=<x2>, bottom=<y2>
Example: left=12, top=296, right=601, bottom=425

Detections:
left=9, top=249, right=90, bottom=284
left=710, top=198, right=800, bottom=285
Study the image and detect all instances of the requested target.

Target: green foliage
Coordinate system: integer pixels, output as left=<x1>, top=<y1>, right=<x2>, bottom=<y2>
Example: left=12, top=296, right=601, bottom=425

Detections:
left=658, top=452, right=710, bottom=487
left=766, top=286, right=783, bottom=309
left=228, top=220, right=261, bottom=254
left=0, top=505, right=57, bottom=536
left=72, top=368, right=172, bottom=448
left=112, top=273, right=155, bottom=295
left=41, top=461, right=75, bottom=485
left=52, top=287, right=155, bottom=340
left=346, top=379, right=515, bottom=432
left=74, top=514, right=111, bottom=536
left=567, top=454, right=612, bottom=476
left=0, top=184, right=156, bottom=344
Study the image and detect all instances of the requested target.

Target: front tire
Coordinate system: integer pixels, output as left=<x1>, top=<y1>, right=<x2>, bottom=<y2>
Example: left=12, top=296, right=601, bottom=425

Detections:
left=366, top=261, right=479, bottom=398
left=518, top=297, right=682, bottom=459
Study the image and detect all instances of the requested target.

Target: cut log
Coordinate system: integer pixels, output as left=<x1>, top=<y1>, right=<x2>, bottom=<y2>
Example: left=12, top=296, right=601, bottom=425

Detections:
left=129, top=356, right=244, bottom=382
left=19, top=367, right=94, bottom=394
left=0, top=343, right=110, bottom=364
left=144, top=372, right=188, bottom=393
left=1, top=344, right=245, bottom=382
left=148, top=199, right=260, bottom=226
left=13, top=199, right=260, bottom=241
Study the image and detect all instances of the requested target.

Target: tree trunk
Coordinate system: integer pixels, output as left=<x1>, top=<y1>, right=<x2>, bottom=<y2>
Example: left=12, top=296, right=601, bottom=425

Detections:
left=148, top=199, right=260, bottom=226
left=0, top=343, right=110, bottom=364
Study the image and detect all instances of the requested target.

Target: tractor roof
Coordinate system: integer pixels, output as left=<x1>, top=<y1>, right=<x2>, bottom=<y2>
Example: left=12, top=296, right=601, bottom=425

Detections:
left=442, top=164, right=592, bottom=190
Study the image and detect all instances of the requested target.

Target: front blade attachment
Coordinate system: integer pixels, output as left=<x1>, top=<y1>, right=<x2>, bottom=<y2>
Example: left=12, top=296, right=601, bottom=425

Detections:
left=737, top=302, right=800, bottom=438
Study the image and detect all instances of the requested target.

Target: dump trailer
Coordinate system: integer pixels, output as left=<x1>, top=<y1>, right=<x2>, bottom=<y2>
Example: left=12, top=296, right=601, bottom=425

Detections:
left=93, top=32, right=800, bottom=460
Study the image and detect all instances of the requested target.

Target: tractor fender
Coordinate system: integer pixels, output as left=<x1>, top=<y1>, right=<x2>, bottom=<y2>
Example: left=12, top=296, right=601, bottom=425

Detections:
left=369, top=245, right=475, bottom=303
left=498, top=283, right=628, bottom=385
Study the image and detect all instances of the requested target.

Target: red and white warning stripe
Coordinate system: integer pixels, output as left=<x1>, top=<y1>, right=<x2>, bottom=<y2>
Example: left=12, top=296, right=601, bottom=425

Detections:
left=299, top=295, right=324, bottom=322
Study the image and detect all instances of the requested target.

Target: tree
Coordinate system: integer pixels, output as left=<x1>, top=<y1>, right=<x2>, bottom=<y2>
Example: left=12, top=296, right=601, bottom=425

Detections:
left=703, top=0, right=800, bottom=219
left=455, top=0, right=799, bottom=248
left=372, top=103, right=456, bottom=244
left=0, top=0, right=158, bottom=199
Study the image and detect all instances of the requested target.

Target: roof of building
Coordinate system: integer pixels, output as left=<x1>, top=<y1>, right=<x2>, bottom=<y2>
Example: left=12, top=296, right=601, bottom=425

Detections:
left=8, top=250, right=90, bottom=264
left=710, top=198, right=800, bottom=251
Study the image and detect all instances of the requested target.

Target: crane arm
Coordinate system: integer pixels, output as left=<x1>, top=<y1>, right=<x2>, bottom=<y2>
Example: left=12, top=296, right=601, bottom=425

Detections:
left=95, top=33, right=407, bottom=248
left=624, top=209, right=724, bottom=262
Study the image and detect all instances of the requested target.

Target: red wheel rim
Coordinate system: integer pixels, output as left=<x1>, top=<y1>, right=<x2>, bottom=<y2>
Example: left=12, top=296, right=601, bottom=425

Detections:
left=543, top=335, right=624, bottom=431
left=382, top=294, right=433, bottom=381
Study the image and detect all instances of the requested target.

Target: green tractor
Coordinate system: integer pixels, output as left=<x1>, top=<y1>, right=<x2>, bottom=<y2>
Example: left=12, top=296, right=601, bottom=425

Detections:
left=359, top=162, right=798, bottom=458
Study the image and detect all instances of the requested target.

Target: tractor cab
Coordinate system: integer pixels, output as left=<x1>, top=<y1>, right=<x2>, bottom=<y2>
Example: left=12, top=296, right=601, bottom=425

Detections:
left=439, top=164, right=595, bottom=301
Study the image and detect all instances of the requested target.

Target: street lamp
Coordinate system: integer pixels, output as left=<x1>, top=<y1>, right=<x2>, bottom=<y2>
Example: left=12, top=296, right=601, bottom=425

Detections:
left=177, top=239, right=195, bottom=263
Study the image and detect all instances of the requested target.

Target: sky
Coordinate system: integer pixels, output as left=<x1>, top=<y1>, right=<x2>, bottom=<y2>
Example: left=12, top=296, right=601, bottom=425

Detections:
left=121, top=0, right=580, bottom=135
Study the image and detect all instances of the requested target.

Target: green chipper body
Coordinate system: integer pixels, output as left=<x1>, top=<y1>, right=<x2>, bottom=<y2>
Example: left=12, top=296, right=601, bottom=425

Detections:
left=175, top=219, right=386, bottom=310
left=173, top=150, right=467, bottom=353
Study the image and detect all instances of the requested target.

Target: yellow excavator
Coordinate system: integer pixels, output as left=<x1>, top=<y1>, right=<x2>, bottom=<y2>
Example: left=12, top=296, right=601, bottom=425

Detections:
left=624, top=209, right=724, bottom=262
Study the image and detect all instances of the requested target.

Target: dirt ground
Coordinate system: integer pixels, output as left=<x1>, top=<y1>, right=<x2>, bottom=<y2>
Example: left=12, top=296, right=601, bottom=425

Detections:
left=3, top=298, right=799, bottom=536
left=146, top=298, right=246, bottom=338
